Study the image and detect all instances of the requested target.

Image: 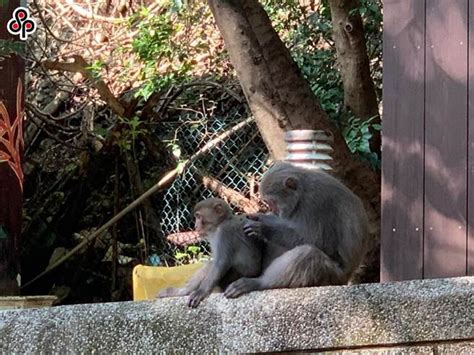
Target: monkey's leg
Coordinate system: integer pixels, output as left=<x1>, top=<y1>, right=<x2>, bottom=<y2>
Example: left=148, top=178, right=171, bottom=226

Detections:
left=224, top=245, right=344, bottom=298
left=157, top=263, right=210, bottom=298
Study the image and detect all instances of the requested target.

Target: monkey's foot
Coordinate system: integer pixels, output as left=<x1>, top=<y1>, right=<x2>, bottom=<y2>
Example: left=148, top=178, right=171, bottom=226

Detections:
left=224, top=278, right=260, bottom=298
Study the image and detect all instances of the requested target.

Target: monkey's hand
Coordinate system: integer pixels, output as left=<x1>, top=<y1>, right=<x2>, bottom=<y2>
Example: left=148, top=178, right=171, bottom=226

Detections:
left=243, top=218, right=266, bottom=241
left=188, top=288, right=210, bottom=308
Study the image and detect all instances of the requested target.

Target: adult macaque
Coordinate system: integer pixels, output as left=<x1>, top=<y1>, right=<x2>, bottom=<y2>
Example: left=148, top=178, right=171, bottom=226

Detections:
left=158, top=198, right=264, bottom=307
left=224, top=162, right=369, bottom=298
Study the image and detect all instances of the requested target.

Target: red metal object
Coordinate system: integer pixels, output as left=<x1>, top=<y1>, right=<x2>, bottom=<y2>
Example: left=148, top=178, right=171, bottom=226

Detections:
left=0, top=0, right=24, bottom=295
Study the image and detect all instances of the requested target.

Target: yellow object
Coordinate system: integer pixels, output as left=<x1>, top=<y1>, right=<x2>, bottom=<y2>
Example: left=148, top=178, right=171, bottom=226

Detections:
left=132, top=263, right=204, bottom=301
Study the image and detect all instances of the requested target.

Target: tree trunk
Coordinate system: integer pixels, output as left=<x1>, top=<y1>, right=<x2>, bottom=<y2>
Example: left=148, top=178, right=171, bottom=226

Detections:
left=208, top=0, right=381, bottom=281
left=328, top=0, right=381, bottom=154
left=0, top=0, right=23, bottom=295
left=241, top=0, right=329, bottom=130
left=208, top=0, right=289, bottom=159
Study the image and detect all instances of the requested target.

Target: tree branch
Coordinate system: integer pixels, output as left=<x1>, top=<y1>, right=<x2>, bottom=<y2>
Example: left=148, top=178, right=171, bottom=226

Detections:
left=22, top=117, right=254, bottom=289
left=195, top=169, right=261, bottom=213
left=43, top=55, right=125, bottom=116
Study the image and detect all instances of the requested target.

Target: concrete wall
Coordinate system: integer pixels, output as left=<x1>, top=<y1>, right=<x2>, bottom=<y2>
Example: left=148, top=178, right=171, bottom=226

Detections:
left=334, top=341, right=473, bottom=354
left=0, top=277, right=472, bottom=353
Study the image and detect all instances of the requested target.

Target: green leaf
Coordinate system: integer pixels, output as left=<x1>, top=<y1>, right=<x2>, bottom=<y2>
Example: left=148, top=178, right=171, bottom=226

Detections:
left=187, top=245, right=200, bottom=255
left=175, top=252, right=188, bottom=260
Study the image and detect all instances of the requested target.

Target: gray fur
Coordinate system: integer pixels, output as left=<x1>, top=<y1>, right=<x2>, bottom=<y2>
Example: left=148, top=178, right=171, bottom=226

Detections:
left=224, top=162, right=369, bottom=298
left=158, top=199, right=264, bottom=307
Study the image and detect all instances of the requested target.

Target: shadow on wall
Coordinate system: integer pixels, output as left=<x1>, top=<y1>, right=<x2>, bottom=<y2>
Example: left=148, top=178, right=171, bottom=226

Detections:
left=382, top=0, right=472, bottom=282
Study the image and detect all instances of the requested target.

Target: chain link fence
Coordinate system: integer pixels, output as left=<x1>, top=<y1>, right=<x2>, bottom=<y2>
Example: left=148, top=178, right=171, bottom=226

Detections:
left=154, top=107, right=269, bottom=265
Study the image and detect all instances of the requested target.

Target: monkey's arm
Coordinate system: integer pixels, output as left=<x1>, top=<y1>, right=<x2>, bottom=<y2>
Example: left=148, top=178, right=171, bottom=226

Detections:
left=188, top=259, right=230, bottom=308
left=244, top=214, right=307, bottom=249
left=188, top=237, right=232, bottom=308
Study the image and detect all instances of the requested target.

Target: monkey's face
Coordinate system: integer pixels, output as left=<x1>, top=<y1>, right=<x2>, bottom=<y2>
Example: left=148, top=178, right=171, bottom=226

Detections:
left=193, top=199, right=231, bottom=238
left=194, top=210, right=217, bottom=237
left=260, top=174, right=301, bottom=218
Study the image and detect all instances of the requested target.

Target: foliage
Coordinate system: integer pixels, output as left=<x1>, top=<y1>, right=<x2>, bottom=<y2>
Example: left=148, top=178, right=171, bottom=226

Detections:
left=118, top=2, right=229, bottom=102
left=116, top=116, right=147, bottom=153
left=86, top=60, right=106, bottom=81
left=23, top=0, right=383, bottom=303
left=357, top=0, right=383, bottom=93
left=128, top=8, right=192, bottom=100
left=174, top=245, right=209, bottom=263
left=263, top=0, right=382, bottom=166
left=343, top=115, right=381, bottom=168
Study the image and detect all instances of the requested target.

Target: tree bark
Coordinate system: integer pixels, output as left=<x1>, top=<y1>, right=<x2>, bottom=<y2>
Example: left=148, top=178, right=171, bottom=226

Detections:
left=328, top=0, right=381, bottom=154
left=208, top=0, right=381, bottom=281
left=207, top=0, right=380, bottom=230
left=0, top=0, right=23, bottom=295
left=208, top=0, right=288, bottom=159
left=241, top=0, right=330, bottom=130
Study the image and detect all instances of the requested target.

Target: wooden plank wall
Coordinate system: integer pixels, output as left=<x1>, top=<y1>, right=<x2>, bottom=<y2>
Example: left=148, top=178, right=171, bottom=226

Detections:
left=382, top=0, right=473, bottom=281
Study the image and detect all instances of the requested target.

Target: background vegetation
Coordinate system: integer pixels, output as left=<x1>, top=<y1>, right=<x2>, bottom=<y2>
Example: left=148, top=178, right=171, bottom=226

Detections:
left=19, top=0, right=382, bottom=303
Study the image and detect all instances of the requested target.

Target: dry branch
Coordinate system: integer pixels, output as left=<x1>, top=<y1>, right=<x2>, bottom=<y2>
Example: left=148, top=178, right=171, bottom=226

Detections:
left=64, top=0, right=161, bottom=23
left=43, top=55, right=125, bottom=116
left=65, top=0, right=128, bottom=23
left=196, top=170, right=261, bottom=213
left=22, top=116, right=254, bottom=289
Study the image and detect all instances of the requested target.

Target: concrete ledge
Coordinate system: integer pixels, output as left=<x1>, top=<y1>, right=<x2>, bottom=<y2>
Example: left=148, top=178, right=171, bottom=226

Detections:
left=0, top=277, right=473, bottom=353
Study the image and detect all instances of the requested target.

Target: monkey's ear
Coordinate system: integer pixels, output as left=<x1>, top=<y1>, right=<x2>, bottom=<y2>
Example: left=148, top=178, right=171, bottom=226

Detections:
left=285, top=177, right=298, bottom=190
left=214, top=203, right=224, bottom=215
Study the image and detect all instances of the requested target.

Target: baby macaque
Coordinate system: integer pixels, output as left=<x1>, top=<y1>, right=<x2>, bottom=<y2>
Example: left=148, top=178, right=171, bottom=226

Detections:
left=158, top=198, right=264, bottom=307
